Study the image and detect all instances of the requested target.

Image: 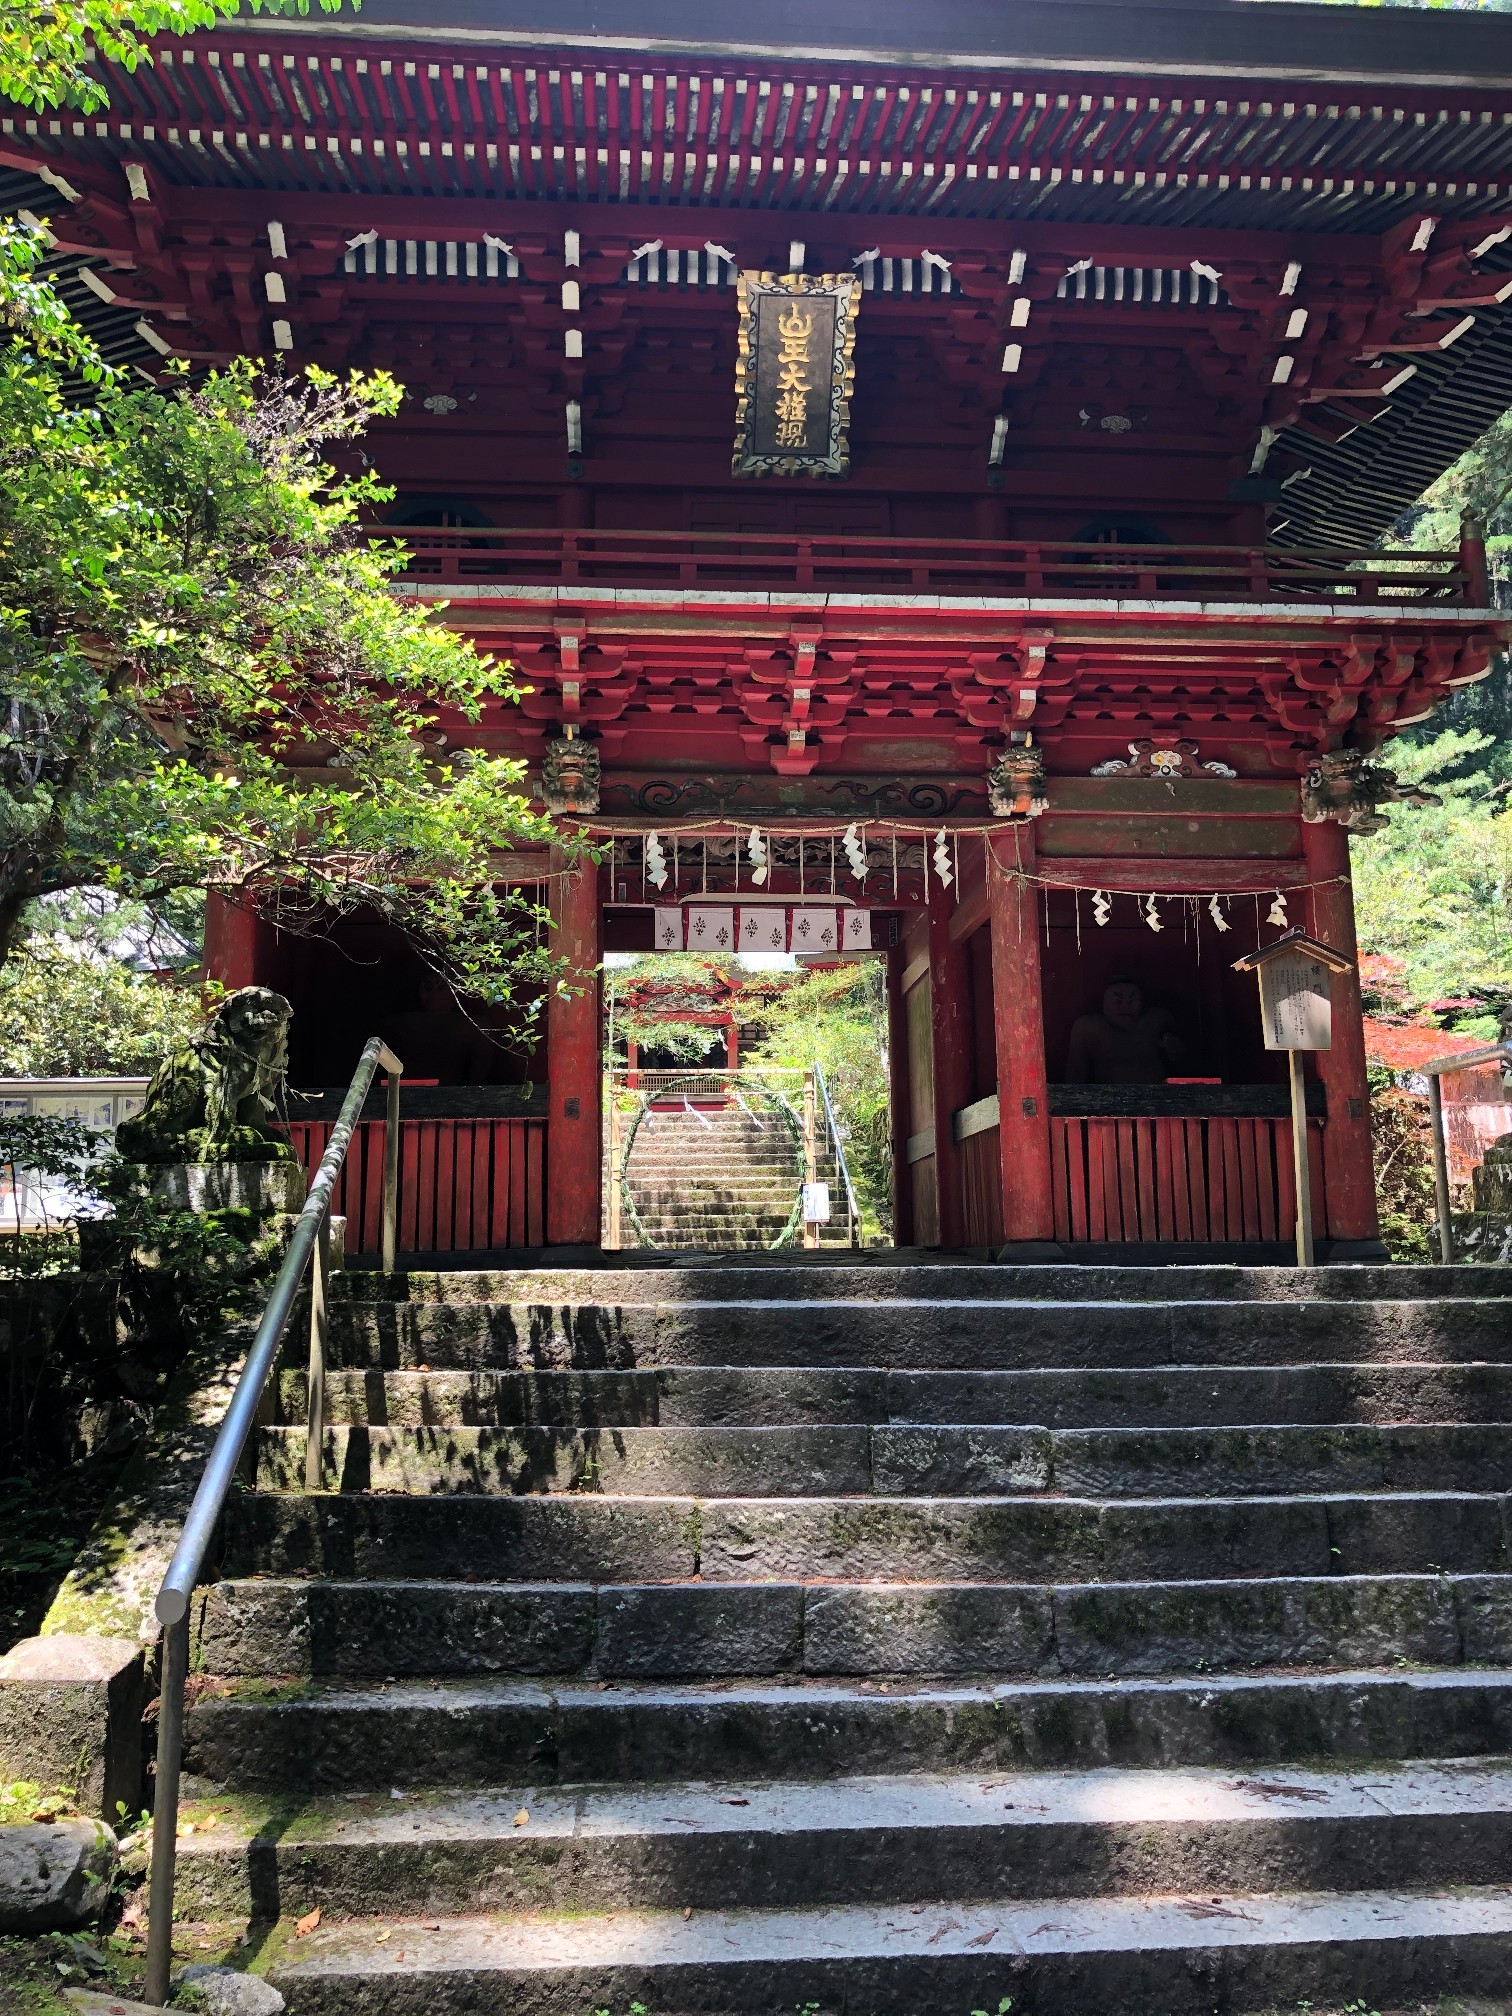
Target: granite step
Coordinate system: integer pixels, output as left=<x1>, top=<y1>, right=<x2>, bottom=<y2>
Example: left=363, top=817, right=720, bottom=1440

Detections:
left=316, top=1297, right=1512, bottom=1372
left=252, top=1420, right=1512, bottom=1500
left=271, top=1361, right=1512, bottom=1430
left=166, top=1758, right=1512, bottom=1922
left=261, top=1884, right=1512, bottom=2016
left=221, top=1488, right=1511, bottom=1585
left=192, top=1572, right=1512, bottom=1682
left=184, top=1669, right=1512, bottom=1803
left=329, top=1264, right=1512, bottom=1307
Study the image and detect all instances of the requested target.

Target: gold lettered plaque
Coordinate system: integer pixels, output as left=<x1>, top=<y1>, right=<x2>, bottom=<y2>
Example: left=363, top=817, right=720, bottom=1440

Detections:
left=733, top=271, right=859, bottom=478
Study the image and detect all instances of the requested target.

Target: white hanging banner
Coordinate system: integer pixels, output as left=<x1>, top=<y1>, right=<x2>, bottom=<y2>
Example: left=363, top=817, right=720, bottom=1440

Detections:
left=842, top=910, right=872, bottom=951
left=653, top=907, right=684, bottom=951
left=790, top=906, right=840, bottom=954
left=685, top=904, right=736, bottom=954
left=739, top=907, right=788, bottom=952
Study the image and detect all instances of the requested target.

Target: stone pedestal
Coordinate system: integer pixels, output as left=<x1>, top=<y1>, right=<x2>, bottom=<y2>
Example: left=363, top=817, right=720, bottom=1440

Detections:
left=1453, top=1133, right=1512, bottom=1261
left=133, top=1161, right=306, bottom=1214
left=0, top=1635, right=145, bottom=1822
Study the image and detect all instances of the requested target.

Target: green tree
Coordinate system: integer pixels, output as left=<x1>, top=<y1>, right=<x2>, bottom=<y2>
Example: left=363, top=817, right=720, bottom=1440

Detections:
left=739, top=961, right=894, bottom=1235
left=0, top=353, right=558, bottom=1014
left=1350, top=728, right=1512, bottom=1008
left=0, top=943, right=203, bottom=1074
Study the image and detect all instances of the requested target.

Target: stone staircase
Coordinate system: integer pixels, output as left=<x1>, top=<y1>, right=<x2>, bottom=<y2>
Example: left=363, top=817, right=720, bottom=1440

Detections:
left=611, top=1098, right=854, bottom=1249
left=175, top=1260, right=1512, bottom=2012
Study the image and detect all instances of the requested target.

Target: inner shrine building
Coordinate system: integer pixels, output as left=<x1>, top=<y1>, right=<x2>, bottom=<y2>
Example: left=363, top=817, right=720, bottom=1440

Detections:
left=17, top=0, right=1512, bottom=1257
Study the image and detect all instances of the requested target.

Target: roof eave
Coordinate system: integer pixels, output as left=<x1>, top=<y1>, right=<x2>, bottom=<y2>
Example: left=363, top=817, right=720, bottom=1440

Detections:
left=227, top=0, right=1512, bottom=92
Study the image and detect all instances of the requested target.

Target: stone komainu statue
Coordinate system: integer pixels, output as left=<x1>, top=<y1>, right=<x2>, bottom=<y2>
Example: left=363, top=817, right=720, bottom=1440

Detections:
left=116, top=986, right=297, bottom=1165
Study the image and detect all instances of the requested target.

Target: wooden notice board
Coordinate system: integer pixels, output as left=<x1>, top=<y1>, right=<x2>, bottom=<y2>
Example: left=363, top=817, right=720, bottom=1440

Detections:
left=1257, top=950, right=1334, bottom=1052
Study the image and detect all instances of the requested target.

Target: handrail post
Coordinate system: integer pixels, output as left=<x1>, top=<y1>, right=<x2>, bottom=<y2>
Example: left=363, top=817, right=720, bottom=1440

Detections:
left=1288, top=1051, right=1315, bottom=1269
left=802, top=1069, right=819, bottom=1250
left=303, top=1204, right=331, bottom=1492
left=1428, top=1071, right=1455, bottom=1265
left=606, top=1077, right=623, bottom=1251
left=382, top=1063, right=401, bottom=1275
left=142, top=1611, right=190, bottom=2005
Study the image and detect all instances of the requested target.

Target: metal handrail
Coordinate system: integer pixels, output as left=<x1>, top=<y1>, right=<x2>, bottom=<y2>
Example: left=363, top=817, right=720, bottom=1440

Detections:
left=142, top=1035, right=403, bottom=2005
left=1416, top=1039, right=1511, bottom=1266
left=814, top=1062, right=862, bottom=1249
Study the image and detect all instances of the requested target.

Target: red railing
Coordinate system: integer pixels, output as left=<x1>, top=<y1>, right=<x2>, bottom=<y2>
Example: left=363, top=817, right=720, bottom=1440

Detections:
left=957, top=1114, right=1328, bottom=1247
left=281, top=1116, right=545, bottom=1255
left=374, top=525, right=1473, bottom=605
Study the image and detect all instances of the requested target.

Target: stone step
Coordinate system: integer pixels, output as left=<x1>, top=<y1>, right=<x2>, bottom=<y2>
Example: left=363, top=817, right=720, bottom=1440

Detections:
left=182, top=1669, right=1512, bottom=1798
left=317, top=1297, right=1512, bottom=1372
left=273, top=1361, right=1512, bottom=1430
left=332, top=1264, right=1512, bottom=1307
left=222, top=1488, right=1510, bottom=1584
left=252, top=1421, right=1512, bottom=1501
left=166, top=1758, right=1512, bottom=1922
left=260, top=1885, right=1512, bottom=2016
left=193, top=1571, right=1512, bottom=1681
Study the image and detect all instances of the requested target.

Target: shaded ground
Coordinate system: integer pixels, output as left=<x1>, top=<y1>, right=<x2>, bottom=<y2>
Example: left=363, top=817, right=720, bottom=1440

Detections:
left=0, top=1452, right=135, bottom=1655
left=4, top=1927, right=1512, bottom=2016
left=0, top=1913, right=252, bottom=2012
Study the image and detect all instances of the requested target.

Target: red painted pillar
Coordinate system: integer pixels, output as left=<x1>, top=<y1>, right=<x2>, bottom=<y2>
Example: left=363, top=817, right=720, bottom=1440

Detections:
left=203, top=890, right=261, bottom=989
left=1460, top=513, right=1491, bottom=607
left=928, top=880, right=973, bottom=1247
left=886, top=946, right=914, bottom=1246
left=987, top=828, right=1055, bottom=1247
left=546, top=845, right=602, bottom=1247
left=1303, top=819, right=1384, bottom=1254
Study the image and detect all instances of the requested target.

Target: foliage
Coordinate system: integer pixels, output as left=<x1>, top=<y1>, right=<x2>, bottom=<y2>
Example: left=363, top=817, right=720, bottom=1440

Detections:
left=0, top=942, right=206, bottom=1073
left=0, top=0, right=351, bottom=116
left=1349, top=729, right=1512, bottom=1010
left=1368, top=1065, right=1440, bottom=1261
left=0, top=352, right=563, bottom=1020
left=739, top=960, right=894, bottom=1238
left=0, top=1776, right=80, bottom=1823
left=606, top=954, right=737, bottom=1063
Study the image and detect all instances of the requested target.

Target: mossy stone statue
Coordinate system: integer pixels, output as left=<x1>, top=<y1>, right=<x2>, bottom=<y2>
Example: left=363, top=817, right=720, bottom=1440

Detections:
left=116, top=985, right=298, bottom=1166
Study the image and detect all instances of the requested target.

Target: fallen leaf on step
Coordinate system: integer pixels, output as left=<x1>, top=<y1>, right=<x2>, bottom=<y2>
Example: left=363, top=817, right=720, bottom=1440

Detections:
left=422, top=1922, right=440, bottom=1931
left=926, top=1918, right=963, bottom=1945
left=375, top=1931, right=391, bottom=1944
left=967, top=1928, right=998, bottom=1947
left=1178, top=1899, right=1255, bottom=1921
left=200, top=1814, right=219, bottom=1830
left=683, top=1906, right=693, bottom=1921
left=296, top=1907, right=322, bottom=1938
left=513, top=1809, right=529, bottom=1827
left=717, top=1797, right=749, bottom=1807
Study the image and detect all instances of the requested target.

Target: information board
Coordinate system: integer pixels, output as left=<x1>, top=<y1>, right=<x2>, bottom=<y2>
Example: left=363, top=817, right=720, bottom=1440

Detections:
left=1258, top=951, right=1334, bottom=1051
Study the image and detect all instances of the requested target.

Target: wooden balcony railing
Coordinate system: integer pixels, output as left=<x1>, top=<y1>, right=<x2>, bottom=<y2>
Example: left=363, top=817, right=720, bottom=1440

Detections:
left=374, top=525, right=1479, bottom=606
